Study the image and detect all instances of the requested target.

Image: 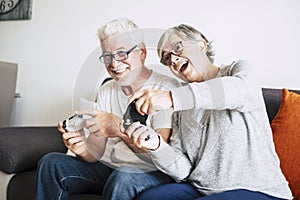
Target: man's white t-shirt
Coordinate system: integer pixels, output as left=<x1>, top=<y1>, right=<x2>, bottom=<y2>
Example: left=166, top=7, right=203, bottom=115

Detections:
left=97, top=69, right=181, bottom=171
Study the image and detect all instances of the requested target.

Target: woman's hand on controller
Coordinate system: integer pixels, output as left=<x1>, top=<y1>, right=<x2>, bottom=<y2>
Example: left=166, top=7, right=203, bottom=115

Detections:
left=128, top=89, right=173, bottom=115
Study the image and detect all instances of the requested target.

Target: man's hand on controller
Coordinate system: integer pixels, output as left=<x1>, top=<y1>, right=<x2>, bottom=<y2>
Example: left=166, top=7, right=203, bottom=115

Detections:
left=124, top=121, right=160, bottom=150
left=58, top=121, right=88, bottom=157
left=81, top=110, right=124, bottom=138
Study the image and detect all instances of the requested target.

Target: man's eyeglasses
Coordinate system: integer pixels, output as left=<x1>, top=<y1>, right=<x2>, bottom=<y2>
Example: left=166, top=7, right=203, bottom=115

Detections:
left=160, top=41, right=183, bottom=66
left=99, top=45, right=138, bottom=65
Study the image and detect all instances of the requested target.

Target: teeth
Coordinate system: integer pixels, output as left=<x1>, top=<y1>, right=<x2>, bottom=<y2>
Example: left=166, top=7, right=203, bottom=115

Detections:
left=113, top=68, right=127, bottom=73
left=180, top=62, right=188, bottom=71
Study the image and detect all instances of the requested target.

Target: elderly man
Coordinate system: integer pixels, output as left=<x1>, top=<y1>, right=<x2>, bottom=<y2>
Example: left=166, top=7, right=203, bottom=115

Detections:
left=35, top=18, right=180, bottom=200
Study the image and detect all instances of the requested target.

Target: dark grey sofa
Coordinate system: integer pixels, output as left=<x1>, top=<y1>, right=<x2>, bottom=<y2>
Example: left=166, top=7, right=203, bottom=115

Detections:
left=0, top=88, right=299, bottom=200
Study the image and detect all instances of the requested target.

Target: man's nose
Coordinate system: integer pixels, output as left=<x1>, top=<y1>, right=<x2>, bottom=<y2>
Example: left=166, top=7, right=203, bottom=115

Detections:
left=109, top=59, right=121, bottom=69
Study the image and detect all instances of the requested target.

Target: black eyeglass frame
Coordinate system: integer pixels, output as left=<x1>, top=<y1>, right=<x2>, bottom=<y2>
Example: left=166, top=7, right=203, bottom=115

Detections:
left=160, top=41, right=183, bottom=66
left=99, top=45, right=138, bottom=65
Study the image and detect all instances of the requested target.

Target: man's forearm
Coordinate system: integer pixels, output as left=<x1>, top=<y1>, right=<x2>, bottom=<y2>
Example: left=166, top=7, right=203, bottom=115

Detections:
left=84, top=133, right=108, bottom=161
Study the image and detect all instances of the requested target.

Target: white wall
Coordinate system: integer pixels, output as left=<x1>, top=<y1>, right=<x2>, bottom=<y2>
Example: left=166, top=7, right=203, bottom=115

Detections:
left=0, top=0, right=299, bottom=126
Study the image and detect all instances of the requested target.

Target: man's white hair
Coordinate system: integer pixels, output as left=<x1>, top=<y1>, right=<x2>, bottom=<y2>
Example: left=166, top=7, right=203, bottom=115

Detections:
left=97, top=18, right=143, bottom=44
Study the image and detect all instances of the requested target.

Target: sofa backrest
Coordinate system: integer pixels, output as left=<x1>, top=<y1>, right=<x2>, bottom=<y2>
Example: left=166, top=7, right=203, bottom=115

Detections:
left=262, top=88, right=300, bottom=123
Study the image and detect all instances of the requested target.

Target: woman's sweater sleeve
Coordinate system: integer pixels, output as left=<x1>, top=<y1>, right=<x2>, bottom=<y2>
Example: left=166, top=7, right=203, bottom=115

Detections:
left=171, top=60, right=261, bottom=112
left=149, top=112, right=193, bottom=181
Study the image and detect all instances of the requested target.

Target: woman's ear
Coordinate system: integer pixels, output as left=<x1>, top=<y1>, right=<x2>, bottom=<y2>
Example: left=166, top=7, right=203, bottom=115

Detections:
left=199, top=40, right=207, bottom=51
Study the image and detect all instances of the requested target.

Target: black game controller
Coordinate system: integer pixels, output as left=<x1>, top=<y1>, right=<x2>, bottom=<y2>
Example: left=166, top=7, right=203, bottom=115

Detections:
left=123, top=99, right=148, bottom=130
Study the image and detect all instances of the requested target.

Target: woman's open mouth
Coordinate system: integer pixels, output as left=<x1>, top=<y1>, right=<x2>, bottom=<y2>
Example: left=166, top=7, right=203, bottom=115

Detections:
left=179, top=61, right=189, bottom=73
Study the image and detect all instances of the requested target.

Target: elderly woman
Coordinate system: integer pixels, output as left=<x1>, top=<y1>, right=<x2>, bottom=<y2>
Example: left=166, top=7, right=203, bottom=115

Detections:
left=126, top=24, right=293, bottom=200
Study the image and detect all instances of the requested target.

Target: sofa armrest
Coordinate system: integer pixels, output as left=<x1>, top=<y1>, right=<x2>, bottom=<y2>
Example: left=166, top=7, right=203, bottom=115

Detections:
left=0, top=126, right=67, bottom=174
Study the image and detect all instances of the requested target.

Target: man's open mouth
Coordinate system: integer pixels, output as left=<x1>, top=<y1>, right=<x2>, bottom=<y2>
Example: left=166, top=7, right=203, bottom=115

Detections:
left=112, top=67, right=127, bottom=74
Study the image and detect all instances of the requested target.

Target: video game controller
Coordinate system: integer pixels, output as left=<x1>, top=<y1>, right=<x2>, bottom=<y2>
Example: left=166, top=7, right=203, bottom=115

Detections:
left=123, top=99, right=148, bottom=130
left=62, top=114, right=92, bottom=132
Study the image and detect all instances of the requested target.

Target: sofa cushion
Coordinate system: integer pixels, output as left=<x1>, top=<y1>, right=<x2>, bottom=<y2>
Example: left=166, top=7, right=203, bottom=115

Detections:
left=0, top=127, right=67, bottom=174
left=271, top=88, right=300, bottom=199
left=7, top=170, right=36, bottom=200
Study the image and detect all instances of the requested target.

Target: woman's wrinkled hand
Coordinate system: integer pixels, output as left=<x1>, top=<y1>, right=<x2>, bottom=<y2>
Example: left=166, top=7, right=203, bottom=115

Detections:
left=128, top=89, right=173, bottom=115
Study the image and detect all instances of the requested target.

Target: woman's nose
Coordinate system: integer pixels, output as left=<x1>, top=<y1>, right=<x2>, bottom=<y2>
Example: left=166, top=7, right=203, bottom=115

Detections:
left=170, top=54, right=180, bottom=67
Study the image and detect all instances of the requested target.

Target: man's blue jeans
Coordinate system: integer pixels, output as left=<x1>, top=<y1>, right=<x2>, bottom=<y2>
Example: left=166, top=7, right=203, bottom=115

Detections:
left=35, top=152, right=173, bottom=200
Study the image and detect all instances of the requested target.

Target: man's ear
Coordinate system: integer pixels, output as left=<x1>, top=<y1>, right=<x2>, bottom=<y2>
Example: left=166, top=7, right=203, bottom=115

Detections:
left=139, top=42, right=147, bottom=61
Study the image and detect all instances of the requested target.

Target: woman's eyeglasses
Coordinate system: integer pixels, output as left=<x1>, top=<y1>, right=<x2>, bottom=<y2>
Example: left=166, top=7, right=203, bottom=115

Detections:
left=160, top=41, right=183, bottom=66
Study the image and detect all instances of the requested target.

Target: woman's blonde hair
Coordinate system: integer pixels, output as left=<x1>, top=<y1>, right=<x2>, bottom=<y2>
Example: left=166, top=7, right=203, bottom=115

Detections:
left=157, top=24, right=215, bottom=63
